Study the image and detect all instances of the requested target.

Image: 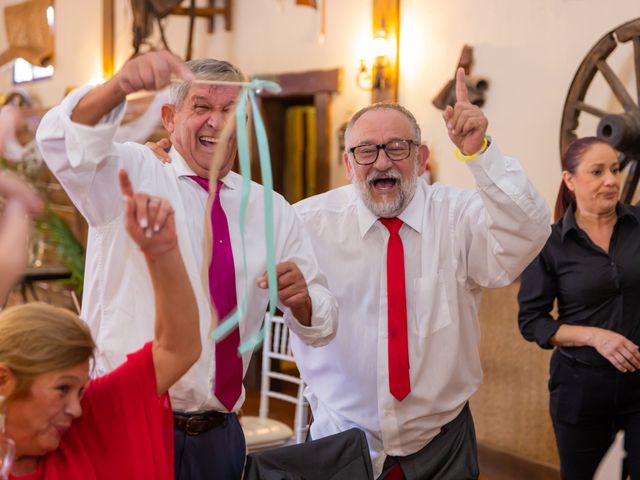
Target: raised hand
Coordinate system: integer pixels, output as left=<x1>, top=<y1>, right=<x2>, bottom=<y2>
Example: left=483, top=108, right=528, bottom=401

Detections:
left=442, top=67, right=489, bottom=156
left=114, top=50, right=193, bottom=96
left=119, top=169, right=177, bottom=258
left=256, top=261, right=312, bottom=326
left=0, top=172, right=43, bottom=302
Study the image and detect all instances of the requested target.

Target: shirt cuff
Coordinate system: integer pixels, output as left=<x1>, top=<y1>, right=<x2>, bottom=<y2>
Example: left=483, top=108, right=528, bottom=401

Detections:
left=463, top=140, right=506, bottom=189
left=535, top=319, right=562, bottom=349
left=283, top=284, right=337, bottom=348
left=60, top=85, right=128, bottom=168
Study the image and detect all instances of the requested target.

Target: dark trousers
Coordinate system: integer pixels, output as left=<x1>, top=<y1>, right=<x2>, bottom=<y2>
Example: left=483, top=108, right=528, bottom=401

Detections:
left=550, top=350, right=640, bottom=480
left=174, top=412, right=246, bottom=480
left=379, top=403, right=479, bottom=480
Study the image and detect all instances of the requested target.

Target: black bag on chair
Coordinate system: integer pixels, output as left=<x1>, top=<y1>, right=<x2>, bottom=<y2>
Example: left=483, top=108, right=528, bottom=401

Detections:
left=243, top=428, right=374, bottom=480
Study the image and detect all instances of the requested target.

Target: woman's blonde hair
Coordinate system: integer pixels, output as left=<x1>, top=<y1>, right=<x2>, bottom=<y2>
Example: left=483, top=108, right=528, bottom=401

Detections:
left=0, top=303, right=95, bottom=400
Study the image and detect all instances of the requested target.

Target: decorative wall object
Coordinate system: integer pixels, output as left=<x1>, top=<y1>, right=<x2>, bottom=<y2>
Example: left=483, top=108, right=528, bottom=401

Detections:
left=560, top=17, right=640, bottom=204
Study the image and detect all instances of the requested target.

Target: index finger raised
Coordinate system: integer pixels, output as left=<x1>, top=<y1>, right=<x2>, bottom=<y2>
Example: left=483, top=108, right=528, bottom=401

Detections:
left=455, top=67, right=469, bottom=104
left=118, top=168, right=135, bottom=198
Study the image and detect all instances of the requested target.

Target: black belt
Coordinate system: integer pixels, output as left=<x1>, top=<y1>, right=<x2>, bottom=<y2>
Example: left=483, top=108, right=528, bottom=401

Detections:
left=173, top=411, right=229, bottom=436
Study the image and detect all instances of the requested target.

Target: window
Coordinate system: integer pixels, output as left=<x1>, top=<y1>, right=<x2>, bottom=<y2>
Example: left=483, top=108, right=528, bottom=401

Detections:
left=12, top=5, right=55, bottom=84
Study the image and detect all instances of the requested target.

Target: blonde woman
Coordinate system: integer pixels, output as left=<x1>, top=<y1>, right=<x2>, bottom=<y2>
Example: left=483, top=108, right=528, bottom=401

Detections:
left=0, top=170, right=202, bottom=479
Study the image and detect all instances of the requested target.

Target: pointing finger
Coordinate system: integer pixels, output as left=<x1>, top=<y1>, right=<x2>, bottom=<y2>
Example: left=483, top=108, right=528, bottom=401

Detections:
left=455, top=67, right=469, bottom=104
left=119, top=169, right=134, bottom=199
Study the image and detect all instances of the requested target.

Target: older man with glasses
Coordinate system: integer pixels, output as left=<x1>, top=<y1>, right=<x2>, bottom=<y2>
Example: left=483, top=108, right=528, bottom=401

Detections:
left=289, top=69, right=551, bottom=480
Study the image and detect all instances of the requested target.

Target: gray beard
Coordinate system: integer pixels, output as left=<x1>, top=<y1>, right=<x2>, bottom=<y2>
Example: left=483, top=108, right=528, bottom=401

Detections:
left=351, top=161, right=419, bottom=218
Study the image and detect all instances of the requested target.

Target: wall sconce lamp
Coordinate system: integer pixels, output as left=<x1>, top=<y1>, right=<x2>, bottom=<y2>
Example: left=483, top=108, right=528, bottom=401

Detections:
left=356, top=23, right=390, bottom=91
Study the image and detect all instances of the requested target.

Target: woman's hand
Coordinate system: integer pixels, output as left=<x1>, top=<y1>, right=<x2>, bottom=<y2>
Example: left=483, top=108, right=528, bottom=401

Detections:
left=553, top=324, right=640, bottom=373
left=119, top=169, right=176, bottom=258
left=0, top=172, right=43, bottom=303
left=590, top=328, right=640, bottom=372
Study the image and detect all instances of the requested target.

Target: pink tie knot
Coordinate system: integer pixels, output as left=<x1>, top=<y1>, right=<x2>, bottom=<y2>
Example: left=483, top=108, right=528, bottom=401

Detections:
left=188, top=176, right=222, bottom=194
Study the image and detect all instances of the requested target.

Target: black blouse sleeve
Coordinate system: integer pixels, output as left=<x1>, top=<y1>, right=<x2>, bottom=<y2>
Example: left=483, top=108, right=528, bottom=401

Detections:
left=517, top=248, right=561, bottom=349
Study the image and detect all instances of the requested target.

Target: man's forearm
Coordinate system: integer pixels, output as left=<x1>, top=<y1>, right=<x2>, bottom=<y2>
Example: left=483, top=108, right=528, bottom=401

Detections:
left=71, top=79, right=127, bottom=126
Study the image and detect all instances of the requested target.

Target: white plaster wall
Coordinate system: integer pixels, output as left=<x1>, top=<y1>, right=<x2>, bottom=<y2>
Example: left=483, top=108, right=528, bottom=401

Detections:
left=1, top=0, right=640, bottom=206
left=109, top=0, right=371, bottom=189
left=0, top=0, right=103, bottom=106
left=400, top=0, right=640, bottom=209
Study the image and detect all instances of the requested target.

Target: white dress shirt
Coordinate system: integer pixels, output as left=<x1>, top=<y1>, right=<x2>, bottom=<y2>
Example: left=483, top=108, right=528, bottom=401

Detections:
left=36, top=85, right=337, bottom=413
left=289, top=142, right=551, bottom=478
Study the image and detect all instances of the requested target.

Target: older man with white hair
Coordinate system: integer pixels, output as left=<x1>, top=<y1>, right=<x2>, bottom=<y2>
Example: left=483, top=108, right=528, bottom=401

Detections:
left=290, top=69, right=551, bottom=480
left=36, top=50, right=337, bottom=480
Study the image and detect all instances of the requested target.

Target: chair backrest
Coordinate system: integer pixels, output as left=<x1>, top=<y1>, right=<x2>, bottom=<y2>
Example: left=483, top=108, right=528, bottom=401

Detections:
left=259, top=314, right=309, bottom=443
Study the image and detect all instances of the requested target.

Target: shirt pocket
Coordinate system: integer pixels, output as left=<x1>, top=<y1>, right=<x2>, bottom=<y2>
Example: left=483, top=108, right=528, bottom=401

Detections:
left=412, top=273, right=452, bottom=337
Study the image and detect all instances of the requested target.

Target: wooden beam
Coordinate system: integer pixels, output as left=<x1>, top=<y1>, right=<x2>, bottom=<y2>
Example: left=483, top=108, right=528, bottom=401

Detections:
left=258, top=68, right=342, bottom=97
left=171, top=6, right=225, bottom=16
left=171, top=2, right=233, bottom=31
left=371, top=0, right=399, bottom=103
left=102, top=0, right=115, bottom=77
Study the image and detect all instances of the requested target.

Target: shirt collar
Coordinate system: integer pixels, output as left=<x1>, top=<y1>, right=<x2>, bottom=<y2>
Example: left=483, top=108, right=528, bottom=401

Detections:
left=560, top=201, right=638, bottom=240
left=355, top=182, right=425, bottom=238
left=170, top=147, right=236, bottom=190
left=616, top=201, right=639, bottom=225
left=560, top=203, right=579, bottom=240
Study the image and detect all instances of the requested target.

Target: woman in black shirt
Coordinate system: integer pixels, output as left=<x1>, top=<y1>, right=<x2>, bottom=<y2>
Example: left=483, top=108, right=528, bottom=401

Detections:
left=518, top=136, right=640, bottom=480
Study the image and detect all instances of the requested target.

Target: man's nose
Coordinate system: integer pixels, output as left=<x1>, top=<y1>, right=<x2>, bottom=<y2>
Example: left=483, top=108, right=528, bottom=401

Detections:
left=373, top=147, right=394, bottom=169
left=206, top=111, right=226, bottom=129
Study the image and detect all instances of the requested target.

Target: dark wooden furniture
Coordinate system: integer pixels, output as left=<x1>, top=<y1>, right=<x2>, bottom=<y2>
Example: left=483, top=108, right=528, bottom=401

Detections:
left=19, top=265, right=72, bottom=302
left=252, top=68, right=341, bottom=200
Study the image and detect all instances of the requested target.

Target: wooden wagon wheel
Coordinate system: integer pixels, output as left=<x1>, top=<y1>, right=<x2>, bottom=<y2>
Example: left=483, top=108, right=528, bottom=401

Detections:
left=560, top=18, right=640, bottom=204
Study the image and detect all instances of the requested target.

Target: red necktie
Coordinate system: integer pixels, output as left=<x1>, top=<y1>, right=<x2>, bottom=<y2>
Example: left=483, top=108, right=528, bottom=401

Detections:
left=386, top=464, right=406, bottom=480
left=380, top=217, right=411, bottom=401
left=190, top=176, right=243, bottom=412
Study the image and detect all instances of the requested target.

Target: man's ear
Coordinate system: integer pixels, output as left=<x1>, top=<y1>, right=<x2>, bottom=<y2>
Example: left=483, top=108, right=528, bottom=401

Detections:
left=344, top=152, right=353, bottom=180
left=160, top=104, right=176, bottom=134
left=0, top=364, right=16, bottom=397
left=417, top=143, right=430, bottom=177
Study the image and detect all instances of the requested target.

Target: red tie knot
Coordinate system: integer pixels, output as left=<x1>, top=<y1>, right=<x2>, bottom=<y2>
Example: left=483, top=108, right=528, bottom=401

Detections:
left=380, top=217, right=403, bottom=235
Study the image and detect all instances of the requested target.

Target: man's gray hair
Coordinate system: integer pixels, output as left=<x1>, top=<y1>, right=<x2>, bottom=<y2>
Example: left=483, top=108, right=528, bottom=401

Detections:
left=344, top=103, right=422, bottom=150
left=169, top=59, right=246, bottom=109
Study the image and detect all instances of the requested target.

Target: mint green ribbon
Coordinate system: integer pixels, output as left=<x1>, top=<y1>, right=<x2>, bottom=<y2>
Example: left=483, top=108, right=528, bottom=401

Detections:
left=211, top=79, right=282, bottom=354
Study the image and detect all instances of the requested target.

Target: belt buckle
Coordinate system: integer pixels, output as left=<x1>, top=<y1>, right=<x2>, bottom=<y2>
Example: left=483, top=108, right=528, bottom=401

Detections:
left=185, top=416, right=203, bottom=436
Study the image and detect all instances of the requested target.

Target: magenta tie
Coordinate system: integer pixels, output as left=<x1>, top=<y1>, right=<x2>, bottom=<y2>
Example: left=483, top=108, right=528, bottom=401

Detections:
left=190, top=176, right=242, bottom=412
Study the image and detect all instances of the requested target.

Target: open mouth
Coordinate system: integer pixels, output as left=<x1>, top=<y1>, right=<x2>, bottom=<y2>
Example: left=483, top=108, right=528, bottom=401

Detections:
left=370, top=177, right=399, bottom=191
left=199, top=136, right=218, bottom=147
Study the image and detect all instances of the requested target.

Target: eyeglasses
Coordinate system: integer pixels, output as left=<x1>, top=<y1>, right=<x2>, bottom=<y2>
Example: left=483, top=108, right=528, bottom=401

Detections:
left=348, top=139, right=418, bottom=165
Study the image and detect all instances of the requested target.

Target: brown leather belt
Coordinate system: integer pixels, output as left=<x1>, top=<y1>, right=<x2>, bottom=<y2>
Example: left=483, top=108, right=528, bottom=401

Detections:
left=173, top=411, right=229, bottom=436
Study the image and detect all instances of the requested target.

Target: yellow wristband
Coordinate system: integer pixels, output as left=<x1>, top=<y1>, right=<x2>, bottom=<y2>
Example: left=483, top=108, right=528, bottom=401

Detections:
left=455, top=136, right=490, bottom=162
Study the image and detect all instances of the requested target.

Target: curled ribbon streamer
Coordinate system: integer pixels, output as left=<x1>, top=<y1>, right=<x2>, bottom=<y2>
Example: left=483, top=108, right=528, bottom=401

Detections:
left=211, top=79, right=282, bottom=356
